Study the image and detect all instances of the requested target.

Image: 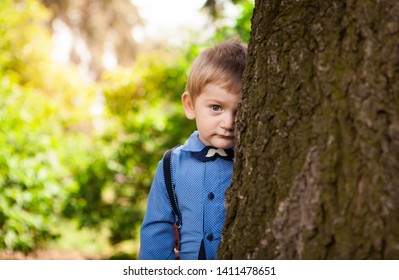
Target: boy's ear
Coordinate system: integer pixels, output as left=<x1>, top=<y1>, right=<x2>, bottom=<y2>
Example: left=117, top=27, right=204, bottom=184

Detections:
left=182, top=92, right=195, bottom=120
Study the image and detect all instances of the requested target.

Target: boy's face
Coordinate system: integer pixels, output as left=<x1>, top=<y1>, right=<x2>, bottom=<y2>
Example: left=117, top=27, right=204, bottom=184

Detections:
left=182, top=83, right=242, bottom=149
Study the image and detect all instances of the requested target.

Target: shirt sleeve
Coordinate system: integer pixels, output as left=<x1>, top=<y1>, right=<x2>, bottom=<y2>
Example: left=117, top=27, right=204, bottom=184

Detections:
left=138, top=159, right=176, bottom=260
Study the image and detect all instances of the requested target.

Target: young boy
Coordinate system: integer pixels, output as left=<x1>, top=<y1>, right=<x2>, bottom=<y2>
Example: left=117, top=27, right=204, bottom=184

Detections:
left=139, top=39, right=247, bottom=260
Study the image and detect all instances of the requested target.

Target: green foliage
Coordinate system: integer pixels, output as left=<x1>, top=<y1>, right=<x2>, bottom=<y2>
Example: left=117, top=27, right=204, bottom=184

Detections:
left=232, top=0, right=254, bottom=43
left=211, top=0, right=254, bottom=44
left=0, top=0, right=96, bottom=252
left=0, top=0, right=56, bottom=252
left=0, top=79, right=70, bottom=252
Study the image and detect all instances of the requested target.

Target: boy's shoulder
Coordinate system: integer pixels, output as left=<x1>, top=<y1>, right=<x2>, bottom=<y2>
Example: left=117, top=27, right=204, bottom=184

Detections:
left=165, top=131, right=204, bottom=166
left=173, top=131, right=204, bottom=154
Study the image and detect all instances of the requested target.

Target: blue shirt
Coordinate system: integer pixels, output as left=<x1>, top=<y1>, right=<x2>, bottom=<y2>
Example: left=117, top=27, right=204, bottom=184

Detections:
left=139, top=131, right=233, bottom=260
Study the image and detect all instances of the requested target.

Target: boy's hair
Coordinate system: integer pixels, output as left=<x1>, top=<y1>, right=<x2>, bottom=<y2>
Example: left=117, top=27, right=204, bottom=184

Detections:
left=186, top=39, right=247, bottom=100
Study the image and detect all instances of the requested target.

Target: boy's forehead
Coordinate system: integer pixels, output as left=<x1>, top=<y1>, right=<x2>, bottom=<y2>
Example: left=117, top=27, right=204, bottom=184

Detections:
left=203, top=82, right=242, bottom=95
left=199, top=84, right=242, bottom=101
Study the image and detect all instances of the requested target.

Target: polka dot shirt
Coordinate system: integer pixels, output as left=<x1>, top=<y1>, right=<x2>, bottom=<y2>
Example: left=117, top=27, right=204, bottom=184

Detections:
left=139, top=131, right=234, bottom=260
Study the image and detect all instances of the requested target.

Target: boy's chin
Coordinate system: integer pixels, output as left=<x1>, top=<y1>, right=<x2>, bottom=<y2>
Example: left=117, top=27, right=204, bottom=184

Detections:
left=211, top=139, right=235, bottom=149
left=199, top=134, right=235, bottom=149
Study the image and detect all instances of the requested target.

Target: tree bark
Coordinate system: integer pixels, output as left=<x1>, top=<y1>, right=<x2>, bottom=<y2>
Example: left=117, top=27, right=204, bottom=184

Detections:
left=218, top=0, right=399, bottom=259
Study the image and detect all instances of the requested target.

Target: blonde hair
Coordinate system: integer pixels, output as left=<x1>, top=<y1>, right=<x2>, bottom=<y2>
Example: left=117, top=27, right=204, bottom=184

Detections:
left=185, top=39, right=247, bottom=100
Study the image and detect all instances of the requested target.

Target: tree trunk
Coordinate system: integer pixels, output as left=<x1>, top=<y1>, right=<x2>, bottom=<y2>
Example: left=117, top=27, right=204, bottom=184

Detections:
left=218, top=0, right=399, bottom=259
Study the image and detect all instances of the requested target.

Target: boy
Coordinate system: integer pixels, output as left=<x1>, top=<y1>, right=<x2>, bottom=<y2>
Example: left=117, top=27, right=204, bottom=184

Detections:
left=139, top=39, right=247, bottom=260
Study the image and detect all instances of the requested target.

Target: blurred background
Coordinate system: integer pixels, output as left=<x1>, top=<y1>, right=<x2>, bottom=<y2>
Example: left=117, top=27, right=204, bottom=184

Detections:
left=0, top=0, right=253, bottom=259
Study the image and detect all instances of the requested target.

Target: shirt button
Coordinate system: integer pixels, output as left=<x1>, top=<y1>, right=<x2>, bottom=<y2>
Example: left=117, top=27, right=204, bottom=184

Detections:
left=208, top=192, right=215, bottom=200
left=206, top=234, right=214, bottom=241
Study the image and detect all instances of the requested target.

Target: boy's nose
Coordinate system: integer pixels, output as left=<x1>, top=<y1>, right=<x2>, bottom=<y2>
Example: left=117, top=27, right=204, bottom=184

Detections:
left=221, top=113, right=235, bottom=131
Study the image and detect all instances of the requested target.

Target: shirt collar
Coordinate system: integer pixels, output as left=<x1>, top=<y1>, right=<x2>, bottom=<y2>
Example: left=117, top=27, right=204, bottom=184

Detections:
left=180, top=131, right=206, bottom=152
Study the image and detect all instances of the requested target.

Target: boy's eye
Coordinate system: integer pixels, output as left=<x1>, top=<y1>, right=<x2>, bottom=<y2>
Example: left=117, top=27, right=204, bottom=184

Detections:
left=211, top=105, right=222, bottom=111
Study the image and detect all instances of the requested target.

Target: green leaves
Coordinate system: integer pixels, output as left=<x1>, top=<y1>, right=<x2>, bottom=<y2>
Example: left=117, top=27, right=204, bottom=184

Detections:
left=0, top=80, right=71, bottom=252
left=0, top=0, right=91, bottom=252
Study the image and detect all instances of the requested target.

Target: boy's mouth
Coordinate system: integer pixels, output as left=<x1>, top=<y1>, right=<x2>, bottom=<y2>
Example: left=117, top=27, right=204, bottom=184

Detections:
left=218, top=134, right=235, bottom=140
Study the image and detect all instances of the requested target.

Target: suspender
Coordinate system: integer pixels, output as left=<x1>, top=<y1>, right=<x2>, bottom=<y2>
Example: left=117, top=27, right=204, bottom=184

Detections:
left=163, top=148, right=182, bottom=260
left=162, top=146, right=207, bottom=260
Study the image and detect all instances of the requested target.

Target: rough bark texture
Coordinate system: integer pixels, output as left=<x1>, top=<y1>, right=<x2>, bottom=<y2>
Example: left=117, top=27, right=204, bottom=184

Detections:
left=218, top=0, right=399, bottom=259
